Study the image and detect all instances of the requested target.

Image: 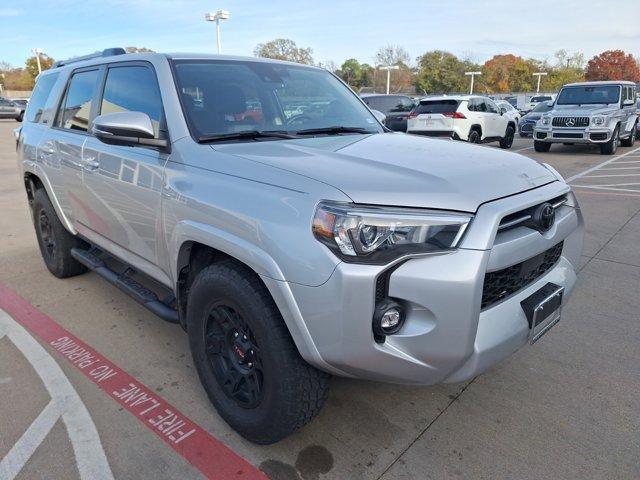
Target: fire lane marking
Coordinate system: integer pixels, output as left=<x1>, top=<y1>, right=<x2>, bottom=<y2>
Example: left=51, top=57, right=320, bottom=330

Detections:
left=0, top=309, right=114, bottom=480
left=0, top=283, right=268, bottom=480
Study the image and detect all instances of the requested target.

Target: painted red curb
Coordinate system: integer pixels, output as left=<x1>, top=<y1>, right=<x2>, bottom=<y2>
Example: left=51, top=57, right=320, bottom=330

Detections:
left=0, top=282, right=268, bottom=480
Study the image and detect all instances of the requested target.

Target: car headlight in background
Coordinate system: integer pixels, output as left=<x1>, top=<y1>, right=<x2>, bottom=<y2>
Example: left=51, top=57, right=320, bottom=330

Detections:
left=312, top=201, right=472, bottom=264
left=592, top=116, right=607, bottom=126
left=540, top=116, right=551, bottom=126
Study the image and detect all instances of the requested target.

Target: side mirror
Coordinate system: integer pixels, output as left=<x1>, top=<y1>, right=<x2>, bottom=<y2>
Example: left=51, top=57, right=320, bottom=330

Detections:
left=499, top=107, right=507, bottom=115
left=91, top=112, right=169, bottom=150
left=371, top=109, right=386, bottom=125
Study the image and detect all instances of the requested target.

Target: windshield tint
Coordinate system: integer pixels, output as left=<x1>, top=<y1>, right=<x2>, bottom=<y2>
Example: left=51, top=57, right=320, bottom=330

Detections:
left=531, top=96, right=551, bottom=103
left=172, top=59, right=381, bottom=139
left=532, top=101, right=553, bottom=113
left=414, top=100, right=460, bottom=114
left=557, top=86, right=620, bottom=105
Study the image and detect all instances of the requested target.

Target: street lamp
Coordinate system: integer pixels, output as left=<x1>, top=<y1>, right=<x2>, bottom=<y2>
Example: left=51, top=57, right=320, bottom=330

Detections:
left=378, top=65, right=399, bottom=95
left=32, top=48, right=44, bottom=74
left=533, top=72, right=547, bottom=94
left=465, top=71, right=481, bottom=94
left=205, top=10, right=230, bottom=54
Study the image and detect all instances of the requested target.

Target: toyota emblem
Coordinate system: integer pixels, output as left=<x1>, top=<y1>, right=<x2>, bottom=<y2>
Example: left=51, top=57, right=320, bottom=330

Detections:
left=565, top=118, right=575, bottom=127
left=534, top=203, right=556, bottom=232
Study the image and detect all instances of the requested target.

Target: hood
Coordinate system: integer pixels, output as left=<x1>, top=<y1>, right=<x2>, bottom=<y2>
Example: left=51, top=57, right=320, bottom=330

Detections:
left=522, top=112, right=542, bottom=121
left=552, top=104, right=618, bottom=116
left=212, top=133, right=556, bottom=213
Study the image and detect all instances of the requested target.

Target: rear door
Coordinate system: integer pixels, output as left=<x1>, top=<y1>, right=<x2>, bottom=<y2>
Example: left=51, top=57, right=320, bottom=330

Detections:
left=485, top=99, right=506, bottom=137
left=81, top=62, right=168, bottom=277
left=411, top=99, right=460, bottom=132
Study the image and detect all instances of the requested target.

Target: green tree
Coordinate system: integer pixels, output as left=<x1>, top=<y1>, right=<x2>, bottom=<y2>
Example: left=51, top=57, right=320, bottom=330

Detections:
left=546, top=50, right=585, bottom=91
left=253, top=38, right=314, bottom=65
left=414, top=50, right=470, bottom=94
left=25, top=54, right=54, bottom=80
left=337, top=58, right=363, bottom=87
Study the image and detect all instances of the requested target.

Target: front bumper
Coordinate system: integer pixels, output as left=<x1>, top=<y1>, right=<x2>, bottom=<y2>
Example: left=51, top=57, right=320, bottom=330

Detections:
left=534, top=125, right=613, bottom=144
left=266, top=182, right=584, bottom=385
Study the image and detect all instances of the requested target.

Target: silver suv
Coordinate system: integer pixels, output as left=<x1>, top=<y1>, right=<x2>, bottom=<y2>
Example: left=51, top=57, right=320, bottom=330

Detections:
left=16, top=49, right=584, bottom=444
left=534, top=81, right=638, bottom=154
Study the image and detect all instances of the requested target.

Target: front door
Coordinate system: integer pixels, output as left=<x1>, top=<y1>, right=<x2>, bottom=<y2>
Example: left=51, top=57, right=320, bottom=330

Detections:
left=81, top=62, right=167, bottom=271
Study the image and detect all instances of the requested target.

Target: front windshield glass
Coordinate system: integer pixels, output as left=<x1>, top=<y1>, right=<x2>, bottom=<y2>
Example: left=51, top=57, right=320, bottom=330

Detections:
left=557, top=85, right=620, bottom=105
left=172, top=59, right=382, bottom=139
left=532, top=101, right=553, bottom=113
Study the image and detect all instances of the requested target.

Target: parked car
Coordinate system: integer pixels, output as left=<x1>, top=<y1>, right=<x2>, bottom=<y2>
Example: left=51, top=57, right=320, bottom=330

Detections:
left=495, top=100, right=521, bottom=125
left=0, top=97, right=24, bottom=121
left=521, top=94, right=556, bottom=114
left=407, top=95, right=516, bottom=148
left=360, top=94, right=415, bottom=131
left=17, top=48, right=584, bottom=444
left=519, top=100, right=554, bottom=137
left=534, top=81, right=638, bottom=154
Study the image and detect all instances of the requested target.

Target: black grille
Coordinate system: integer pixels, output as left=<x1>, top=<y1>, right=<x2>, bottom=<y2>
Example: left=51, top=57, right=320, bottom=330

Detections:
left=481, top=242, right=564, bottom=309
left=590, top=132, right=607, bottom=141
left=553, top=132, right=583, bottom=139
left=536, top=132, right=547, bottom=139
left=552, top=116, right=589, bottom=127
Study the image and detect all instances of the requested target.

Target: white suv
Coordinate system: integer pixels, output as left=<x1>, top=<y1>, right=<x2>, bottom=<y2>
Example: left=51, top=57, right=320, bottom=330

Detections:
left=407, top=95, right=516, bottom=149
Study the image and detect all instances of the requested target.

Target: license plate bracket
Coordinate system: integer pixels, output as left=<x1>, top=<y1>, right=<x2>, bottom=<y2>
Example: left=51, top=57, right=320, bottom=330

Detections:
left=520, top=282, right=564, bottom=344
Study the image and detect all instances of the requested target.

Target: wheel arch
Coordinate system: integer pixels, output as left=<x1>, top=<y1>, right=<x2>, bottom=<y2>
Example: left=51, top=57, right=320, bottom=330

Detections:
left=23, top=170, right=77, bottom=235
left=468, top=124, right=482, bottom=139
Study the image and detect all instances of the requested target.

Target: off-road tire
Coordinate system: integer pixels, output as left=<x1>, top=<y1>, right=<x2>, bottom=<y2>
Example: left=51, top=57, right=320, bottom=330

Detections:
left=187, top=260, right=329, bottom=444
left=499, top=125, right=515, bottom=149
left=600, top=125, right=619, bottom=155
left=32, top=188, right=88, bottom=278
left=534, top=140, right=551, bottom=152
left=621, top=122, right=637, bottom=147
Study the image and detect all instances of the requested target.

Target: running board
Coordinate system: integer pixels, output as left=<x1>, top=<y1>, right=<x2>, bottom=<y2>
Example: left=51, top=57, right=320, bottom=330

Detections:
left=70, top=247, right=179, bottom=324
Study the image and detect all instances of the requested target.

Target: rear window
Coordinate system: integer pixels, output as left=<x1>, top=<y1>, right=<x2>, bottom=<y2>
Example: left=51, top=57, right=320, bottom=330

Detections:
left=364, top=96, right=413, bottom=114
left=25, top=72, right=59, bottom=123
left=414, top=100, right=460, bottom=114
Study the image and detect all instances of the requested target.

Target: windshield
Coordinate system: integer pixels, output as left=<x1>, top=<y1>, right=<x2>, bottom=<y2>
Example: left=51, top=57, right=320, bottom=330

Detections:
left=557, top=85, right=620, bottom=105
left=172, top=59, right=382, bottom=139
left=532, top=101, right=553, bottom=113
left=531, top=96, right=551, bottom=103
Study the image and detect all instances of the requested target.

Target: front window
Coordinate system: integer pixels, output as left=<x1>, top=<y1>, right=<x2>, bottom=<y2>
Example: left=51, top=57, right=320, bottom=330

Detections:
left=172, top=59, right=382, bottom=140
left=557, top=86, right=620, bottom=105
left=532, top=101, right=552, bottom=113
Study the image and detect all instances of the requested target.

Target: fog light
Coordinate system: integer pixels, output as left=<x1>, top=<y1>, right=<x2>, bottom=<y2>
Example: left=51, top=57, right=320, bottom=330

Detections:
left=373, top=299, right=404, bottom=338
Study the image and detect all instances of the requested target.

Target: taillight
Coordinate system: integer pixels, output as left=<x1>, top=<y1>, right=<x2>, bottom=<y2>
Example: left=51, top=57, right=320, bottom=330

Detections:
left=443, top=111, right=466, bottom=119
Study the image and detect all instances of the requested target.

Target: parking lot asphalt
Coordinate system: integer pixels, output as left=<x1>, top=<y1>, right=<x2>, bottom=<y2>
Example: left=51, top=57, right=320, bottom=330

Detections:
left=1, top=119, right=639, bottom=480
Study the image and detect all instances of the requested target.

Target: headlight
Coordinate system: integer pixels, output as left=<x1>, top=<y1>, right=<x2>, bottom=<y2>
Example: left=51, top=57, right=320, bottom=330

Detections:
left=540, top=116, right=551, bottom=126
left=592, top=116, right=606, bottom=126
left=312, top=201, right=472, bottom=264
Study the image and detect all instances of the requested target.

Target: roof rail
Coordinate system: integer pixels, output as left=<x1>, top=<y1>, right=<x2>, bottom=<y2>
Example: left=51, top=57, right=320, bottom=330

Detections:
left=52, top=48, right=127, bottom=68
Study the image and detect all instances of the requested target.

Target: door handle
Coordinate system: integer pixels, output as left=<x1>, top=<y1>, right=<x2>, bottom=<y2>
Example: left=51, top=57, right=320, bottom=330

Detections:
left=84, top=156, right=100, bottom=171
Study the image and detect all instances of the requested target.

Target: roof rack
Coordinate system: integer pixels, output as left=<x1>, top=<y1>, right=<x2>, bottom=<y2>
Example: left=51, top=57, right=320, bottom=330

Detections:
left=51, top=48, right=127, bottom=68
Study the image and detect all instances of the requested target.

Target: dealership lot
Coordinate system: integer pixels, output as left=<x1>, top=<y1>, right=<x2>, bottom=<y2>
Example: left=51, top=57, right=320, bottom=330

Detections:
left=1, top=119, right=639, bottom=479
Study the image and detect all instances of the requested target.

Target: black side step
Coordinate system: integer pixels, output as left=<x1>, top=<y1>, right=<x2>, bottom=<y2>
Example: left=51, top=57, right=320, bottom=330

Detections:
left=71, top=247, right=179, bottom=324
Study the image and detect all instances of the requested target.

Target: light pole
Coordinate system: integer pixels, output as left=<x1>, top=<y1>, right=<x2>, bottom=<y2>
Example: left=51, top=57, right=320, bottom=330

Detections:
left=205, top=10, right=230, bottom=54
left=533, top=72, right=547, bottom=94
left=465, top=71, right=481, bottom=94
left=378, top=65, right=399, bottom=95
left=32, top=48, right=44, bottom=74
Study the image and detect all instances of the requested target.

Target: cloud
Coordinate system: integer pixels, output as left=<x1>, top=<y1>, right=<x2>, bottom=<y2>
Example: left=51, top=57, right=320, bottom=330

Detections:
left=0, top=8, right=21, bottom=17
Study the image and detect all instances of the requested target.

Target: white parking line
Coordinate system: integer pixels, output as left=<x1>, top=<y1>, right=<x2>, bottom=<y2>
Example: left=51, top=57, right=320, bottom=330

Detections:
left=514, top=145, right=533, bottom=152
left=0, top=309, right=114, bottom=480
left=566, top=145, right=640, bottom=183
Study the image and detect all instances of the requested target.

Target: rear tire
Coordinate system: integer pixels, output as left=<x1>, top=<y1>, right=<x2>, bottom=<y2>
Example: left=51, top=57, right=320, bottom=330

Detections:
left=468, top=129, right=481, bottom=144
left=16, top=113, right=23, bottom=122
left=187, top=261, right=329, bottom=444
left=600, top=126, right=619, bottom=155
left=534, top=140, right=551, bottom=152
left=499, top=125, right=515, bottom=149
left=621, top=122, right=637, bottom=147
left=32, top=188, right=88, bottom=278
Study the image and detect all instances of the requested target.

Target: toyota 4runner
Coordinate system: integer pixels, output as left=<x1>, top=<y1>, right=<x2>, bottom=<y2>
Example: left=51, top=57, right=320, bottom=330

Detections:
left=534, top=81, right=638, bottom=154
left=16, top=48, right=584, bottom=444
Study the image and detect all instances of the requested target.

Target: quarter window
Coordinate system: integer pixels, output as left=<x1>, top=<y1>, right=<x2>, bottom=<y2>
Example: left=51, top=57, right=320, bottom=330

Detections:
left=25, top=73, right=59, bottom=123
left=100, top=65, right=163, bottom=137
left=57, top=69, right=100, bottom=132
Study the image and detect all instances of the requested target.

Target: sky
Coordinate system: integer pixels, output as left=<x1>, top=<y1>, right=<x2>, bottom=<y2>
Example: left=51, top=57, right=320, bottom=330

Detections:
left=1, top=0, right=639, bottom=68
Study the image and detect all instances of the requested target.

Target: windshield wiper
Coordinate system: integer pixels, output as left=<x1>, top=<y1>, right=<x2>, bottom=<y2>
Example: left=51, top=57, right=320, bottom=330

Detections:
left=294, top=126, right=376, bottom=136
left=197, top=130, right=297, bottom=143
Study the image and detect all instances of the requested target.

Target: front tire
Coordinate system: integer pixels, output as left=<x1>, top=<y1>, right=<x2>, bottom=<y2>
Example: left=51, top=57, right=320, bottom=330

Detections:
left=534, top=140, right=551, bottom=152
left=600, top=126, right=619, bottom=155
left=499, top=125, right=515, bottom=149
left=187, top=261, right=329, bottom=444
left=32, top=188, right=87, bottom=278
